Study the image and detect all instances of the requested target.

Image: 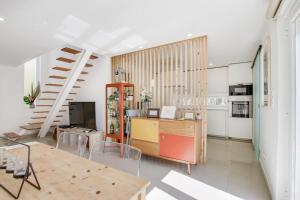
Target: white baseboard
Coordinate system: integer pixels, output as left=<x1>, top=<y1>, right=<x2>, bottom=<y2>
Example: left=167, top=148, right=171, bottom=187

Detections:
left=259, top=158, right=274, bottom=199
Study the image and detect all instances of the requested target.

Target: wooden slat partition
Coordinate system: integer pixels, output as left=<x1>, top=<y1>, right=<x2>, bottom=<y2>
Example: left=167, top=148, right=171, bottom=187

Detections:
left=111, top=36, right=208, bottom=136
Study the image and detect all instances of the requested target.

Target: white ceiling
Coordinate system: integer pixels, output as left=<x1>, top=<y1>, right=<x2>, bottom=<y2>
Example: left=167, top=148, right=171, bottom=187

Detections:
left=0, top=0, right=268, bottom=67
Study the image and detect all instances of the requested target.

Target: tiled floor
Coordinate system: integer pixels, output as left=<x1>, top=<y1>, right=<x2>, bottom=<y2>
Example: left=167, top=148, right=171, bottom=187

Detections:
left=16, top=136, right=270, bottom=200
left=139, top=138, right=270, bottom=200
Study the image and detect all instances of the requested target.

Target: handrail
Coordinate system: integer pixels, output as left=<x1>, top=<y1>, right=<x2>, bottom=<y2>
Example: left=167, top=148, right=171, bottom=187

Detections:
left=251, top=45, right=262, bottom=69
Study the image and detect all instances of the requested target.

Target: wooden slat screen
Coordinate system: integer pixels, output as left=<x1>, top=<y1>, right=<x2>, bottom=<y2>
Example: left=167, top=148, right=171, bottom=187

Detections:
left=111, top=36, right=208, bottom=134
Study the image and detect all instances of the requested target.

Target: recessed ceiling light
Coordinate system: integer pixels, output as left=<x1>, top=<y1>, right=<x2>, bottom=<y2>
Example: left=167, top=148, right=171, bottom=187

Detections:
left=209, top=63, right=213, bottom=66
left=139, top=46, right=143, bottom=49
left=0, top=17, right=5, bottom=22
left=187, top=33, right=193, bottom=37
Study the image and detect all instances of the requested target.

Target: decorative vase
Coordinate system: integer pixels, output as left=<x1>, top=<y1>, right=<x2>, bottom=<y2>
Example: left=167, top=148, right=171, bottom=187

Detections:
left=29, top=103, right=35, bottom=109
left=142, top=102, right=150, bottom=116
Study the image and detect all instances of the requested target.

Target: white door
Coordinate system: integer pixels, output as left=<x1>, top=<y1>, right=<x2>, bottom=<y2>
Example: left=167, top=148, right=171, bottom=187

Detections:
left=294, top=15, right=300, bottom=200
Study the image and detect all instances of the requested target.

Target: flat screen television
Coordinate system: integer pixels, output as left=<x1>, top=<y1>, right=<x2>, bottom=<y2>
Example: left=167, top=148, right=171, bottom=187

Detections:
left=69, top=102, right=96, bottom=130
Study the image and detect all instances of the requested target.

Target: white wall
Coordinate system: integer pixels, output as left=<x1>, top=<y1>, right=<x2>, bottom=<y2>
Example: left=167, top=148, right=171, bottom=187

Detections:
left=259, top=18, right=293, bottom=200
left=75, top=56, right=111, bottom=132
left=0, top=65, right=32, bottom=134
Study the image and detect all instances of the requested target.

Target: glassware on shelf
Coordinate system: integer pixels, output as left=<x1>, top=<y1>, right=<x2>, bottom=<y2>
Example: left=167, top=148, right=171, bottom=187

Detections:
left=6, top=155, right=16, bottom=173
left=13, top=158, right=27, bottom=178
left=0, top=148, right=8, bottom=169
left=110, top=123, right=115, bottom=134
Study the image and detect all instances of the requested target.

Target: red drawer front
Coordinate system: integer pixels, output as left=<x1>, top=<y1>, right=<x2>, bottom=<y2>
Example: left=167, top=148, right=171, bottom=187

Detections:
left=160, top=133, right=195, bottom=162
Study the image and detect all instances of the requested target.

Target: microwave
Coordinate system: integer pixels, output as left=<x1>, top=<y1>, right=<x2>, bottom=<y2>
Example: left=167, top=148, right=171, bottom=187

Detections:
left=229, top=84, right=253, bottom=96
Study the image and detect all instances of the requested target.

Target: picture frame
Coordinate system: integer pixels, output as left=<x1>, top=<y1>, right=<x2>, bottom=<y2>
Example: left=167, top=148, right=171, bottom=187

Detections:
left=184, top=112, right=194, bottom=120
left=160, top=106, right=176, bottom=119
left=261, top=36, right=272, bottom=106
left=147, top=108, right=160, bottom=118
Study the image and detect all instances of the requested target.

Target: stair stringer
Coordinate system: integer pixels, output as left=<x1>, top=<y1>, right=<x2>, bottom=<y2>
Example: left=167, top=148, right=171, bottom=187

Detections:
left=38, top=50, right=92, bottom=137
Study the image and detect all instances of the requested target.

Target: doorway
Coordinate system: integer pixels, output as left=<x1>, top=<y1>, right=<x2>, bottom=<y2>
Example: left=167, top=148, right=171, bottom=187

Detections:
left=252, top=46, right=262, bottom=160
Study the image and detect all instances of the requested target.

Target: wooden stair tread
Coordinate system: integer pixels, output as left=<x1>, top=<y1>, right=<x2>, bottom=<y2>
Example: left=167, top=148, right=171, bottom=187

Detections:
left=61, top=47, right=81, bottom=55
left=85, top=64, right=93, bottom=67
left=46, top=83, right=63, bottom=87
left=81, top=71, right=88, bottom=75
left=90, top=55, right=98, bottom=60
left=31, top=117, right=46, bottom=119
left=52, top=67, right=71, bottom=72
left=39, top=98, right=56, bottom=100
left=20, top=124, right=57, bottom=130
left=42, top=91, right=59, bottom=94
left=33, top=110, right=66, bottom=113
left=42, top=91, right=77, bottom=95
left=56, top=57, right=76, bottom=63
left=3, top=132, right=21, bottom=140
left=33, top=111, right=49, bottom=113
left=31, top=115, right=63, bottom=119
left=49, top=75, right=67, bottom=80
left=36, top=104, right=69, bottom=107
left=46, top=83, right=81, bottom=88
left=29, top=120, right=60, bottom=124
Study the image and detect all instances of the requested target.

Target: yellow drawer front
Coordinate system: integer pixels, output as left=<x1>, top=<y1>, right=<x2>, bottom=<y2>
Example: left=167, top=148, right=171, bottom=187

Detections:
left=131, top=119, right=159, bottom=143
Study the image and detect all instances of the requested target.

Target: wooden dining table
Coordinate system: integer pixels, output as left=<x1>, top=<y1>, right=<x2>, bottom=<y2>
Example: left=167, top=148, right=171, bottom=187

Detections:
left=0, top=142, right=150, bottom=200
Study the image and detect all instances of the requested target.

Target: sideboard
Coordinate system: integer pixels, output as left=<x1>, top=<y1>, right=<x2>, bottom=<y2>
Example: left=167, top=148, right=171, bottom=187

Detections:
left=131, top=118, right=206, bottom=174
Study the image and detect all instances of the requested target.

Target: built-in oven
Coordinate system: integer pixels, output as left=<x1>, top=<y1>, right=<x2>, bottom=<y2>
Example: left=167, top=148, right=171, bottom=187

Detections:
left=229, top=84, right=253, bottom=96
left=231, top=101, right=252, bottom=118
left=228, top=96, right=253, bottom=118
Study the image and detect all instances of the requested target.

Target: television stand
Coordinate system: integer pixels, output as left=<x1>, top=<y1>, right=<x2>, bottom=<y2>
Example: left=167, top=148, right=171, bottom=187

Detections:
left=53, top=127, right=104, bottom=148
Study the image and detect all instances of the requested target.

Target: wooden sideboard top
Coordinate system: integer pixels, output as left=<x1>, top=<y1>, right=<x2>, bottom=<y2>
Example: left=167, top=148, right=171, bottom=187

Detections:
left=132, top=117, right=202, bottom=123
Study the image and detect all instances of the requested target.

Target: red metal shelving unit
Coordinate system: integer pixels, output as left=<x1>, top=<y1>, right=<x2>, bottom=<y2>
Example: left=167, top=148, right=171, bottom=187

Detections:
left=105, top=82, right=134, bottom=143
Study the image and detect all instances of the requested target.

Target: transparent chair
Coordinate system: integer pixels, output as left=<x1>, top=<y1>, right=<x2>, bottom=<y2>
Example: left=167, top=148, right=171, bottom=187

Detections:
left=89, top=141, right=142, bottom=176
left=56, top=132, right=88, bottom=157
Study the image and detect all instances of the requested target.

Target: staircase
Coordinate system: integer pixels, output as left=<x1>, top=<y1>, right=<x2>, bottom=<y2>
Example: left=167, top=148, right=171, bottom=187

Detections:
left=19, top=46, right=99, bottom=137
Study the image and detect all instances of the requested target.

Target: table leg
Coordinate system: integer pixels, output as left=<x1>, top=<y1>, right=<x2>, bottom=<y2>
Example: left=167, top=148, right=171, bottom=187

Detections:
left=138, top=188, right=146, bottom=200
left=187, top=163, right=191, bottom=175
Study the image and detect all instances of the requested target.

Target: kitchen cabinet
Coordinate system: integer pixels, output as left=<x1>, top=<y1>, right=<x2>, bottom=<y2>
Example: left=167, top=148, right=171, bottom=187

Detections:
left=228, top=118, right=252, bottom=139
left=207, top=110, right=227, bottom=137
left=228, top=63, right=252, bottom=85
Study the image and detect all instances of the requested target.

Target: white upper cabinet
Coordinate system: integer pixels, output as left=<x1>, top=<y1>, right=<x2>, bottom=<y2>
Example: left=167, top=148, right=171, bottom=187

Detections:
left=208, top=67, right=228, bottom=95
left=228, top=63, right=253, bottom=85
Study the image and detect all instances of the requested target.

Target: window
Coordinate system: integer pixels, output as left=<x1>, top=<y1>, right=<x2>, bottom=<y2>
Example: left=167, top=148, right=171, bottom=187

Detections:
left=24, top=58, right=40, bottom=106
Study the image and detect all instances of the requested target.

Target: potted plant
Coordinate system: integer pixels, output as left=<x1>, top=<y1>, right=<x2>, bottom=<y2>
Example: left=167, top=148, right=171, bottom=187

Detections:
left=24, top=83, right=40, bottom=108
